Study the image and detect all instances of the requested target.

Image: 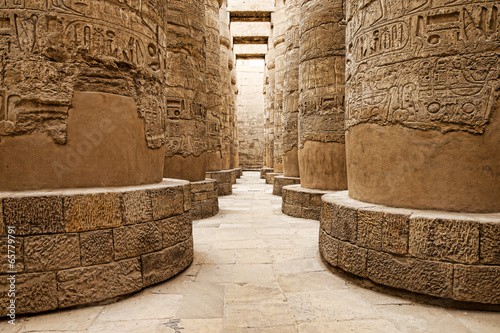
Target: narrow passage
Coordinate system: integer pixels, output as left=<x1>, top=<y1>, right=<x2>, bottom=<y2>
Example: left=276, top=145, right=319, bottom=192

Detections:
left=3, top=172, right=499, bottom=332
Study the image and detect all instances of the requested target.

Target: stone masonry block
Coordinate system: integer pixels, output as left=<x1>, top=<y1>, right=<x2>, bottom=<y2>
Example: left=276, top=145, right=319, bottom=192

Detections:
left=24, top=234, right=80, bottom=272
left=453, top=264, right=500, bottom=304
left=3, top=196, right=64, bottom=235
left=320, top=201, right=332, bottom=236
left=303, top=207, right=320, bottom=221
left=150, top=187, right=184, bottom=220
left=0, top=272, right=57, bottom=316
left=142, top=238, right=193, bottom=287
left=122, top=190, right=152, bottom=225
left=161, top=213, right=192, bottom=248
left=367, top=250, right=453, bottom=298
left=338, top=240, right=367, bottom=278
left=331, top=203, right=357, bottom=243
left=194, top=192, right=208, bottom=201
left=356, top=209, right=383, bottom=251
left=57, top=258, right=143, bottom=308
left=190, top=202, right=202, bottom=221
left=218, top=183, right=233, bottom=196
left=282, top=203, right=301, bottom=218
left=191, top=181, right=215, bottom=193
left=113, top=222, right=163, bottom=260
left=309, top=193, right=323, bottom=207
left=287, top=189, right=310, bottom=207
left=80, top=229, right=114, bottom=266
left=319, top=230, right=339, bottom=266
left=201, top=198, right=218, bottom=219
left=183, top=184, right=191, bottom=212
left=382, top=211, right=410, bottom=255
left=0, top=235, right=24, bottom=273
left=64, top=192, right=122, bottom=232
left=409, top=217, right=480, bottom=264
left=480, top=223, right=500, bottom=264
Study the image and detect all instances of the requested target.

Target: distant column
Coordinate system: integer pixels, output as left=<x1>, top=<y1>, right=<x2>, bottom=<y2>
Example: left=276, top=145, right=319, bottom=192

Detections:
left=164, top=0, right=208, bottom=181
left=266, top=23, right=276, bottom=168
left=219, top=1, right=232, bottom=170
left=273, top=0, right=286, bottom=173
left=282, top=0, right=301, bottom=177
left=298, top=0, right=347, bottom=190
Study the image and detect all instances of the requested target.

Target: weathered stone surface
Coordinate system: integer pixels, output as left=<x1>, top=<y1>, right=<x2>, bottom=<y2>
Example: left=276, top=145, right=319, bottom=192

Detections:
left=272, top=176, right=300, bottom=196
left=382, top=211, right=410, bottom=255
left=142, top=238, right=194, bottom=287
left=409, top=216, right=480, bottom=264
left=64, top=192, right=122, bottom=232
left=122, top=190, right=153, bottom=225
left=150, top=187, right=184, bottom=220
left=202, top=198, right=219, bottom=218
left=0, top=199, right=3, bottom=236
left=24, top=234, right=80, bottom=272
left=161, top=213, right=192, bottom=248
left=217, top=183, right=233, bottom=196
left=3, top=196, right=64, bottom=235
left=113, top=222, right=163, bottom=260
left=0, top=235, right=24, bottom=273
left=80, top=229, right=114, bottom=266
left=282, top=203, right=301, bottom=218
left=302, top=207, right=321, bottom=221
left=330, top=203, right=357, bottom=243
left=453, top=264, right=500, bottom=304
left=265, top=172, right=281, bottom=185
left=338, top=241, right=367, bottom=278
left=191, top=180, right=216, bottom=193
left=480, top=223, right=500, bottom=264
left=367, top=250, right=453, bottom=298
left=0, top=272, right=57, bottom=316
left=183, top=184, right=192, bottom=212
left=320, top=201, right=332, bottom=236
left=260, top=167, right=274, bottom=179
left=207, top=170, right=232, bottom=184
left=194, top=192, right=208, bottom=201
left=356, top=209, right=383, bottom=251
left=57, top=258, right=143, bottom=308
left=319, top=230, right=338, bottom=266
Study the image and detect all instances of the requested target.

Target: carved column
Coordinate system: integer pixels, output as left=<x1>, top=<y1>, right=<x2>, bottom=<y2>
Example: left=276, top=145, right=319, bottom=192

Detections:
left=205, top=0, right=223, bottom=171
left=230, top=57, right=240, bottom=169
left=319, top=0, right=500, bottom=305
left=298, top=0, right=347, bottom=190
left=219, top=0, right=232, bottom=170
left=0, top=2, right=193, bottom=315
left=266, top=23, right=276, bottom=169
left=273, top=0, right=286, bottom=173
left=282, top=0, right=300, bottom=177
left=163, top=0, right=208, bottom=181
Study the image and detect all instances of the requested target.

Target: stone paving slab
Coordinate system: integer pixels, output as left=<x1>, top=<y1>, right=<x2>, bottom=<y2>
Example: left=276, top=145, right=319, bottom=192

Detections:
left=1, top=172, right=499, bottom=332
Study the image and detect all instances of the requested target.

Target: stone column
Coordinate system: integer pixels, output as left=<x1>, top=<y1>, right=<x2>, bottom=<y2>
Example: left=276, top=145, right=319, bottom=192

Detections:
left=320, top=0, right=500, bottom=305
left=230, top=59, right=240, bottom=170
left=163, top=0, right=208, bottom=182
left=219, top=1, right=232, bottom=170
left=273, top=0, right=286, bottom=174
left=282, top=0, right=300, bottom=177
left=205, top=0, right=223, bottom=171
left=298, top=0, right=347, bottom=191
left=0, top=2, right=193, bottom=315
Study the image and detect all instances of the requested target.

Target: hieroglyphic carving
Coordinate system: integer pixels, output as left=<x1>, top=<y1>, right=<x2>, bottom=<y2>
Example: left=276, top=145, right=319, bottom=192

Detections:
left=346, top=0, right=500, bottom=133
left=0, top=1, right=167, bottom=148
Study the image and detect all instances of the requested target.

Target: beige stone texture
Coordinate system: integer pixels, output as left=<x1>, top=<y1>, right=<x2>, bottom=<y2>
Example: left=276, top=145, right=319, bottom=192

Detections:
left=345, top=0, right=500, bottom=213
left=272, top=175, right=300, bottom=196
left=149, top=186, right=185, bottom=220
left=453, top=264, right=500, bottom=304
left=57, top=258, right=143, bottom=308
left=122, top=189, right=153, bottom=225
left=113, top=222, right=163, bottom=260
left=0, top=235, right=24, bottom=273
left=480, top=222, right=500, bottom=264
left=24, top=233, right=80, bottom=272
left=64, top=192, right=122, bottom=232
left=161, top=213, right=193, bottom=248
left=80, top=229, right=114, bottom=266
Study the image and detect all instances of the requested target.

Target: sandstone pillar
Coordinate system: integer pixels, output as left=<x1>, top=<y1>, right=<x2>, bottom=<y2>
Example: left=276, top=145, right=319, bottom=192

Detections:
left=0, top=2, right=193, bottom=315
left=266, top=24, right=276, bottom=169
left=163, top=0, right=208, bottom=182
left=205, top=0, right=223, bottom=171
left=298, top=0, right=347, bottom=191
left=230, top=61, right=240, bottom=170
left=282, top=0, right=301, bottom=177
left=219, top=1, right=232, bottom=170
left=320, top=0, right=500, bottom=305
left=273, top=0, right=286, bottom=174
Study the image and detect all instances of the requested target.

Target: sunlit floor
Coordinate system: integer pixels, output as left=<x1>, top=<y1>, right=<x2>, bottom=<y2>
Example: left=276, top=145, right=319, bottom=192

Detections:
left=1, top=171, right=499, bottom=332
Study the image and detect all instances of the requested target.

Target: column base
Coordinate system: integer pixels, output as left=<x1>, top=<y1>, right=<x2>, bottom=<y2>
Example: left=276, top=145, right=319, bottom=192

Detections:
left=190, top=179, right=219, bottom=220
left=282, top=185, right=335, bottom=220
left=206, top=170, right=233, bottom=196
left=273, top=176, right=300, bottom=196
left=260, top=167, right=274, bottom=179
left=265, top=172, right=282, bottom=184
left=230, top=169, right=238, bottom=184
left=235, top=168, right=242, bottom=178
left=0, top=179, right=194, bottom=316
left=320, top=191, right=500, bottom=305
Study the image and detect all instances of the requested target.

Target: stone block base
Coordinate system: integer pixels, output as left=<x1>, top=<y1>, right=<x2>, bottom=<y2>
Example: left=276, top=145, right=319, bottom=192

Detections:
left=320, top=191, right=500, bottom=305
left=190, top=179, right=219, bottom=220
left=206, top=170, right=233, bottom=196
left=273, top=176, right=300, bottom=196
left=282, top=185, right=335, bottom=221
left=260, top=167, right=274, bottom=179
left=230, top=169, right=237, bottom=184
left=235, top=168, right=242, bottom=178
left=0, top=179, right=194, bottom=316
left=265, top=173, right=282, bottom=185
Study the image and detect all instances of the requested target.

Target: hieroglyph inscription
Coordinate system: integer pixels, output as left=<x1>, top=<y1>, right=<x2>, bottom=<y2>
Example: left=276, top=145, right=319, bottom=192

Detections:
left=0, top=1, right=167, bottom=148
left=346, top=0, right=500, bottom=134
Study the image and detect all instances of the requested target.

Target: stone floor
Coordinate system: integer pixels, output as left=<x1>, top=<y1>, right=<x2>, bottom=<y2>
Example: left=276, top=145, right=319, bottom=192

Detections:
left=1, top=171, right=499, bottom=332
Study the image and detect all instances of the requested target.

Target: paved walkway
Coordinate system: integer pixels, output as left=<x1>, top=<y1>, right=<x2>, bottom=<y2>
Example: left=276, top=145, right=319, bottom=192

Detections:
left=2, top=171, right=499, bottom=332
